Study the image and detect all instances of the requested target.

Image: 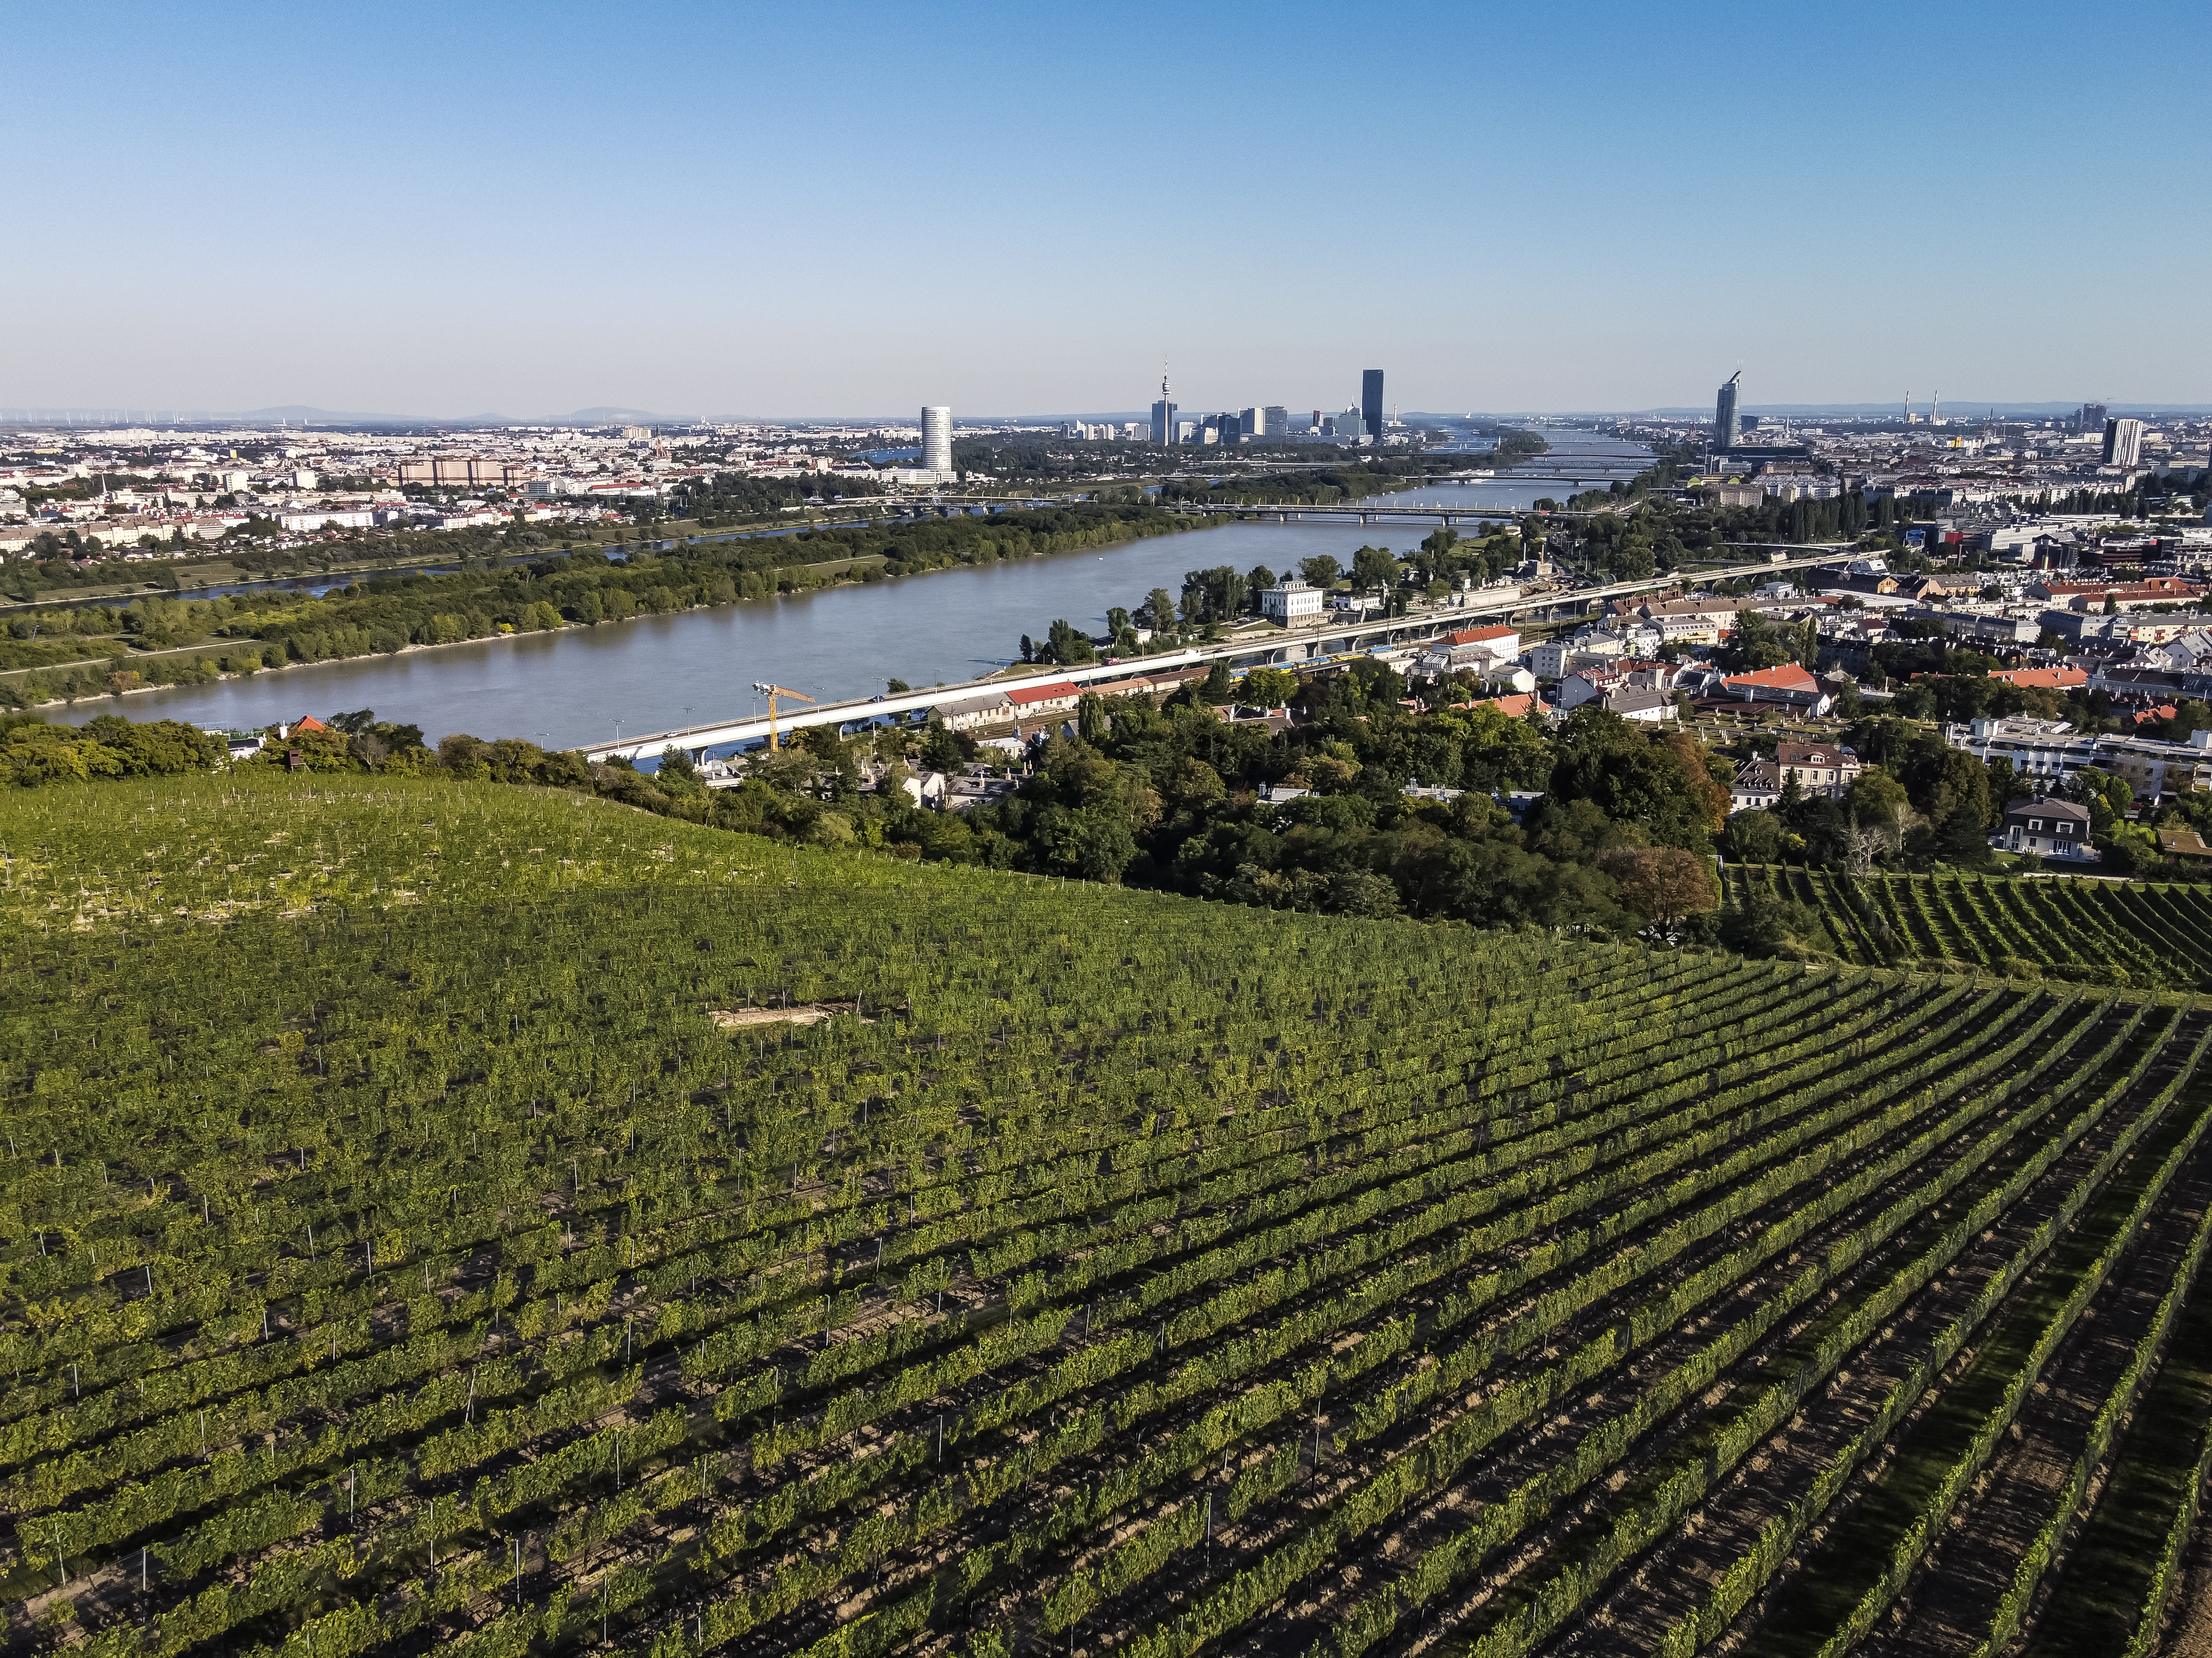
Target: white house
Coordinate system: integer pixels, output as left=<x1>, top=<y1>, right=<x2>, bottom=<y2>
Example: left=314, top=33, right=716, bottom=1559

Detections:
left=1260, top=578, right=1325, bottom=625
left=1998, top=796, right=2096, bottom=861
left=932, top=692, right=1012, bottom=732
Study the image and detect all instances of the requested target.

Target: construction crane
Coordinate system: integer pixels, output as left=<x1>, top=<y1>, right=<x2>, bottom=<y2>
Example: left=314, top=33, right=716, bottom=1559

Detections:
left=751, top=682, right=815, bottom=751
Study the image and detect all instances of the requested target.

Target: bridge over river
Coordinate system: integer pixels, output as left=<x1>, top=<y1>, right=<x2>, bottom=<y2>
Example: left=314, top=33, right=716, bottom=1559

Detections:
left=581, top=549, right=1840, bottom=764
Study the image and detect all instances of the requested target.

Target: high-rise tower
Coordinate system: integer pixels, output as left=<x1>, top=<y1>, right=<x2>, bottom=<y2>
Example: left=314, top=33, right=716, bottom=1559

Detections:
left=1714, top=371, right=1742, bottom=451
left=1150, top=368, right=1178, bottom=446
left=2103, top=417, right=2143, bottom=468
left=1361, top=370, right=1385, bottom=445
left=921, top=407, right=952, bottom=473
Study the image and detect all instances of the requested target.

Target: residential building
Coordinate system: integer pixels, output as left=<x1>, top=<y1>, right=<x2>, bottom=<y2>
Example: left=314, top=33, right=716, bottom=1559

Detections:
left=2041, top=610, right=2196, bottom=647
left=2157, top=827, right=2212, bottom=863
left=1443, top=623, right=1520, bottom=664
left=1603, top=685, right=1675, bottom=723
left=1527, top=641, right=1572, bottom=679
left=1950, top=716, right=2212, bottom=800
left=931, top=691, right=1012, bottom=732
left=1731, top=758, right=1782, bottom=814
left=1773, top=739, right=1861, bottom=798
left=1260, top=577, right=1325, bottom=625
left=1998, top=796, right=2095, bottom=861
left=1004, top=679, right=1082, bottom=719
left=1987, top=665, right=2087, bottom=690
left=2031, top=575, right=2200, bottom=611
left=1720, top=663, right=1834, bottom=714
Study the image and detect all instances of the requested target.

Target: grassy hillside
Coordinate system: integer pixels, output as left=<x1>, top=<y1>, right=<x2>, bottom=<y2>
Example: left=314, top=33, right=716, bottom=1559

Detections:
left=7, top=776, right=2212, bottom=1658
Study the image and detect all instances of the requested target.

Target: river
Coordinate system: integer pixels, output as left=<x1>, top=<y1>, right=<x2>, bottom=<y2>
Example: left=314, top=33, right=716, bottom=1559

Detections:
left=56, top=430, right=1645, bottom=750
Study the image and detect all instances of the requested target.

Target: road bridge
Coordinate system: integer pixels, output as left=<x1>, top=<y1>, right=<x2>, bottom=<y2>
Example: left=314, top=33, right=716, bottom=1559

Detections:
left=579, top=550, right=1843, bottom=763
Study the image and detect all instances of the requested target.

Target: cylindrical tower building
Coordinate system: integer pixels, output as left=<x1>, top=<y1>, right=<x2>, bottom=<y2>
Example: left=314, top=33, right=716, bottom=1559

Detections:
left=921, top=407, right=952, bottom=473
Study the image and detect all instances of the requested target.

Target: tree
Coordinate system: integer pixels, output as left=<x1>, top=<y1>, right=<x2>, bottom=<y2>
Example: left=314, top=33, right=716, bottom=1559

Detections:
left=1077, top=693, right=1112, bottom=742
left=1546, top=706, right=1722, bottom=849
left=1715, top=612, right=1795, bottom=673
left=1241, top=667, right=1298, bottom=709
left=1298, top=554, right=1341, bottom=589
left=1350, top=545, right=1398, bottom=595
left=1722, top=809, right=1784, bottom=864
left=1200, top=661, right=1234, bottom=703
left=1140, top=588, right=1179, bottom=633
left=1044, top=618, right=1096, bottom=664
left=887, top=678, right=910, bottom=694
left=1599, top=847, right=1719, bottom=929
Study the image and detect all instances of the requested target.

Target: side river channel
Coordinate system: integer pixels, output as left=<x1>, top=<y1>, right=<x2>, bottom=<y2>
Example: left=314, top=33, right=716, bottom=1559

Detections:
left=57, top=430, right=1646, bottom=750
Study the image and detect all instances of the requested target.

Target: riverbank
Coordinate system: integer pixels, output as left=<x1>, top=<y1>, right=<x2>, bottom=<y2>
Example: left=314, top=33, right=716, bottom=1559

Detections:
left=36, top=431, right=1645, bottom=745
left=4, top=507, right=1223, bottom=712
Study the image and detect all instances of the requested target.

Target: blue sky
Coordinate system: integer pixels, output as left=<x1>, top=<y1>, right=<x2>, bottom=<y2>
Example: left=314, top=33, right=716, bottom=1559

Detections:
left=10, top=0, right=2204, bottom=418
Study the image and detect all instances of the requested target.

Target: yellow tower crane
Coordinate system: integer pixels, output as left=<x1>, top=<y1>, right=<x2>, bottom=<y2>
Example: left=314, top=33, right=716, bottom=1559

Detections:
left=750, top=682, right=816, bottom=751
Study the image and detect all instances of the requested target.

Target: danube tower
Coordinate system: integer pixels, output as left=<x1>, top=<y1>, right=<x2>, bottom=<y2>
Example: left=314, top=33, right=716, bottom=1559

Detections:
left=1150, top=367, right=1178, bottom=446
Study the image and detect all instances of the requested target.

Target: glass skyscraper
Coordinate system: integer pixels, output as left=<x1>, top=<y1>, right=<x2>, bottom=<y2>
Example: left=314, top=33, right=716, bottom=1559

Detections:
left=1361, top=370, right=1385, bottom=444
left=1714, top=372, right=1742, bottom=451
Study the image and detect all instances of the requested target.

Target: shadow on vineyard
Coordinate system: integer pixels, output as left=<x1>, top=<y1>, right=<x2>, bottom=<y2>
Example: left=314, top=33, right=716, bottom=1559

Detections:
left=7, top=775, right=2212, bottom=1658
left=1723, top=863, right=2212, bottom=992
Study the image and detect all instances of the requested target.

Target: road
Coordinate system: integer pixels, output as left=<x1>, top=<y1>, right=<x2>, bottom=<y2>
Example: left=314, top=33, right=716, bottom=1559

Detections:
left=581, top=548, right=1843, bottom=763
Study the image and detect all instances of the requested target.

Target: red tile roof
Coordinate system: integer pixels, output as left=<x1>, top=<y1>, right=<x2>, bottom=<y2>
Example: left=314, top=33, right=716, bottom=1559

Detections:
left=1722, top=664, right=1820, bottom=693
left=1005, top=680, right=1081, bottom=708
left=1449, top=624, right=1519, bottom=645
left=1989, top=666, right=2087, bottom=689
left=1472, top=693, right=1541, bottom=717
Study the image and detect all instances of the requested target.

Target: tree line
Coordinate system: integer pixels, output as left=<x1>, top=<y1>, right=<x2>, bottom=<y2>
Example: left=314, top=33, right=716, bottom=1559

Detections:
left=0, top=502, right=1218, bottom=708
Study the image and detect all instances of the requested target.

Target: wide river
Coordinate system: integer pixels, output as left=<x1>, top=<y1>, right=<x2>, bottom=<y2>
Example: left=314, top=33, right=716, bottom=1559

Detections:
left=59, top=430, right=1645, bottom=750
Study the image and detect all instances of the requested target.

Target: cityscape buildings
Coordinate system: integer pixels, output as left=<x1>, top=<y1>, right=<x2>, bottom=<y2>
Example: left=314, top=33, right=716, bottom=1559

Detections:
left=1150, top=372, right=1176, bottom=446
left=1361, top=370, right=1385, bottom=448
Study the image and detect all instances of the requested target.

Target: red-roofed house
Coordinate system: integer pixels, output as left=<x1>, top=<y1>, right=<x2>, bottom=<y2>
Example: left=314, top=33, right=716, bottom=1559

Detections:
left=1470, top=693, right=1545, bottom=719
left=1447, top=624, right=1521, bottom=661
left=1721, top=663, right=1833, bottom=715
left=1988, top=666, right=2087, bottom=690
left=1004, top=679, right=1082, bottom=717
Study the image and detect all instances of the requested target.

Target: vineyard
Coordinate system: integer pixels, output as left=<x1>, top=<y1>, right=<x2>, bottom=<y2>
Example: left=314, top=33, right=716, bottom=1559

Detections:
left=6, top=774, right=2212, bottom=1658
left=1722, top=863, right=2212, bottom=991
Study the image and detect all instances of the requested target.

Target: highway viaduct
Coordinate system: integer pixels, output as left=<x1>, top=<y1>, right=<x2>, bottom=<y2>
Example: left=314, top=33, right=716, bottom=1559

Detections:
left=579, top=549, right=1844, bottom=764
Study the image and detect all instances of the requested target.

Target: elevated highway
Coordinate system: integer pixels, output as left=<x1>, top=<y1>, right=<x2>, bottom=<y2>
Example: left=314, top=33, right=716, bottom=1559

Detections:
left=579, top=550, right=1843, bottom=763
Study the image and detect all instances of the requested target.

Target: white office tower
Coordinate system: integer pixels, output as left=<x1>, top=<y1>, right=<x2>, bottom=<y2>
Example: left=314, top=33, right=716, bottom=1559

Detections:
left=921, top=406, right=953, bottom=473
left=1238, top=407, right=1265, bottom=444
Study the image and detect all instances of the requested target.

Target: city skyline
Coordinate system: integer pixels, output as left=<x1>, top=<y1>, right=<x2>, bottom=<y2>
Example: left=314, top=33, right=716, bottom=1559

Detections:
left=6, top=0, right=2203, bottom=418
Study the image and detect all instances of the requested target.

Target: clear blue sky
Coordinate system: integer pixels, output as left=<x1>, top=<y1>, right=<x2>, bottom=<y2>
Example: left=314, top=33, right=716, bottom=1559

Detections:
left=11, top=0, right=2204, bottom=419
